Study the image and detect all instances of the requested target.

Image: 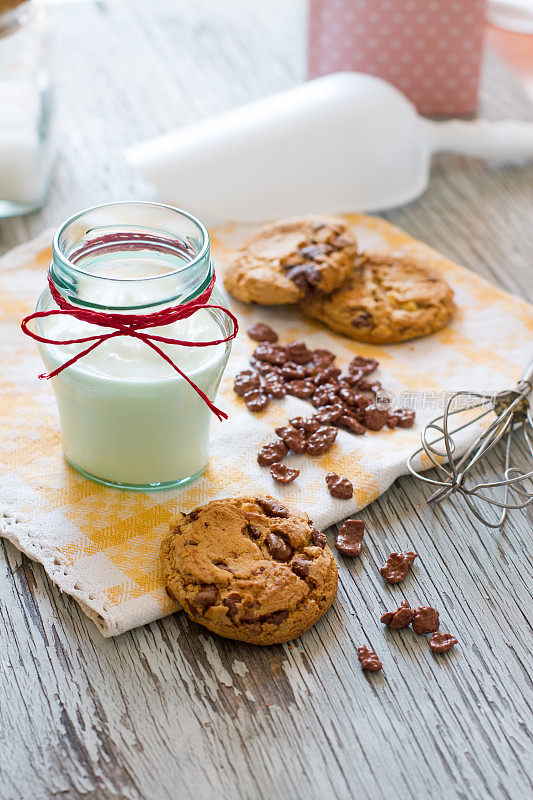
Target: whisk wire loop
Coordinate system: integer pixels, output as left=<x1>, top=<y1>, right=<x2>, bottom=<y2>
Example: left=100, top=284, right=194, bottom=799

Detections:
left=407, top=358, right=533, bottom=528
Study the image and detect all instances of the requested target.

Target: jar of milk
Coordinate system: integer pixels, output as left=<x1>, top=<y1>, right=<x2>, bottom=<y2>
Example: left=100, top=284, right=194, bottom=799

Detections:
left=33, top=202, right=235, bottom=490
left=0, top=0, right=53, bottom=217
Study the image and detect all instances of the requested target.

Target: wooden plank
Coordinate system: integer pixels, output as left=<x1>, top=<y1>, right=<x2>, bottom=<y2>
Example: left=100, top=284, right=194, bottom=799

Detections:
left=0, top=2, right=531, bottom=800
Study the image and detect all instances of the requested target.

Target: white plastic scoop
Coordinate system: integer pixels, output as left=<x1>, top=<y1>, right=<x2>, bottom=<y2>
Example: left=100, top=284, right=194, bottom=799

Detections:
left=126, top=72, right=533, bottom=224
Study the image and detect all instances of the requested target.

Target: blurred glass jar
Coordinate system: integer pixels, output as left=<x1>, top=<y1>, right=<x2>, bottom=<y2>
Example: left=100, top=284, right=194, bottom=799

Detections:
left=0, top=0, right=54, bottom=217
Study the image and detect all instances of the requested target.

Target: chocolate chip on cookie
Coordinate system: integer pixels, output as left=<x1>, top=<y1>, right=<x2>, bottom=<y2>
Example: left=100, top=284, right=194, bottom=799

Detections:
left=265, top=532, right=293, bottom=562
left=256, top=497, right=290, bottom=518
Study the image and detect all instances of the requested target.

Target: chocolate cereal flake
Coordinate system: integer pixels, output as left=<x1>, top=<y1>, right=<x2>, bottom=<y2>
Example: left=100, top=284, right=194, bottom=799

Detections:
left=335, top=519, right=365, bottom=557
left=285, top=341, right=314, bottom=364
left=412, top=606, right=440, bottom=635
left=429, top=631, right=458, bottom=653
left=233, top=370, right=260, bottom=397
left=257, top=441, right=288, bottom=467
left=313, top=403, right=344, bottom=424
left=357, top=645, right=382, bottom=672
left=325, top=472, right=353, bottom=499
left=275, top=425, right=307, bottom=454
left=247, top=323, right=278, bottom=343
left=285, top=379, right=316, bottom=399
left=243, top=388, right=270, bottom=412
left=380, top=551, right=418, bottom=584
left=362, top=403, right=389, bottom=431
left=349, top=356, right=379, bottom=375
left=381, top=600, right=416, bottom=630
left=270, top=462, right=299, bottom=484
left=253, top=343, right=286, bottom=366
left=290, top=416, right=321, bottom=434
left=306, top=426, right=338, bottom=456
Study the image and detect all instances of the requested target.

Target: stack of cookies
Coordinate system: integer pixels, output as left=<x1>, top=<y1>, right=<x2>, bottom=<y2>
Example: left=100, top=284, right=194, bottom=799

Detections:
left=224, top=215, right=455, bottom=344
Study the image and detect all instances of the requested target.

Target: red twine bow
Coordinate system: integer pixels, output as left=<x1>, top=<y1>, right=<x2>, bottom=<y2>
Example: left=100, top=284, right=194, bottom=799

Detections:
left=21, top=271, right=239, bottom=421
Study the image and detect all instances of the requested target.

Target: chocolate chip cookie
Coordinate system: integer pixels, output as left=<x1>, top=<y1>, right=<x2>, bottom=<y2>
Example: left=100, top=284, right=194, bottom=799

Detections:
left=160, top=496, right=338, bottom=645
left=301, top=253, right=455, bottom=343
left=224, top=215, right=357, bottom=305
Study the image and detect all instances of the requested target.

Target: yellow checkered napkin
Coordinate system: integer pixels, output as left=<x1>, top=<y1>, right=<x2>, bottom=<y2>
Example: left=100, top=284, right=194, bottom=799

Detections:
left=0, top=216, right=531, bottom=636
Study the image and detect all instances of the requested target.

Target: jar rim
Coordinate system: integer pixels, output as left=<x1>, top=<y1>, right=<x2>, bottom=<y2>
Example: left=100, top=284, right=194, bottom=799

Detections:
left=52, top=200, right=210, bottom=284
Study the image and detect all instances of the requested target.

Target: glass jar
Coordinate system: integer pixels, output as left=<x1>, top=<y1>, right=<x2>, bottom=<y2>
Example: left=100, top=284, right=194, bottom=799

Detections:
left=33, top=202, right=234, bottom=490
left=0, top=0, right=53, bottom=217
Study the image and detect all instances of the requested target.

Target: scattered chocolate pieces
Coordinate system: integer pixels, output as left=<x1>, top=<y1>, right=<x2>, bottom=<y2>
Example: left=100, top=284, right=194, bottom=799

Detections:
left=380, top=551, right=418, bottom=584
left=306, top=425, right=338, bottom=456
left=275, top=425, right=307, bottom=454
left=429, top=631, right=458, bottom=653
left=286, top=379, right=316, bottom=399
left=257, top=441, right=288, bottom=466
left=357, top=645, right=382, bottom=672
left=312, top=383, right=340, bottom=408
left=243, top=388, right=270, bottom=412
left=335, top=519, right=365, bottom=556
left=247, top=323, right=278, bottom=343
left=325, top=472, right=353, bottom=499
left=362, top=403, right=389, bottom=431
left=412, top=606, right=440, bottom=635
left=337, top=414, right=366, bottom=434
left=253, top=343, right=286, bottom=366
left=234, top=325, right=417, bottom=501
left=381, top=600, right=416, bottom=630
left=233, top=370, right=260, bottom=396
left=386, top=408, right=416, bottom=429
left=285, top=341, right=314, bottom=364
left=290, top=415, right=321, bottom=434
left=270, top=462, right=299, bottom=484
left=313, top=402, right=344, bottom=424
left=350, top=355, right=378, bottom=375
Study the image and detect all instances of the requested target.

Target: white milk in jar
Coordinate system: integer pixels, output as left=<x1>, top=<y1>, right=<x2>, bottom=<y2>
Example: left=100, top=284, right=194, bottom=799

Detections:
left=32, top=202, right=235, bottom=490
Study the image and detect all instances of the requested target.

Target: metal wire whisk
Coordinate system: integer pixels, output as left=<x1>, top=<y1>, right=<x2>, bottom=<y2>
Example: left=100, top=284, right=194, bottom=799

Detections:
left=407, top=358, right=533, bottom=528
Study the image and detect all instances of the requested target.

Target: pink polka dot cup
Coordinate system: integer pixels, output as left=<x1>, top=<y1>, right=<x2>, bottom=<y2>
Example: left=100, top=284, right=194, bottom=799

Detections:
left=308, top=0, right=487, bottom=115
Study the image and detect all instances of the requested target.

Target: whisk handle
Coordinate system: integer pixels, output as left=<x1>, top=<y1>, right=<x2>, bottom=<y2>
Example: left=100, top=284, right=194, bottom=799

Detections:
left=518, top=357, right=533, bottom=392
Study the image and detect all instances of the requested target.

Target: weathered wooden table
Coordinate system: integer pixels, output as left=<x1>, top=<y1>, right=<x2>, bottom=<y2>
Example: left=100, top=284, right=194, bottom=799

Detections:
left=1, top=2, right=532, bottom=799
